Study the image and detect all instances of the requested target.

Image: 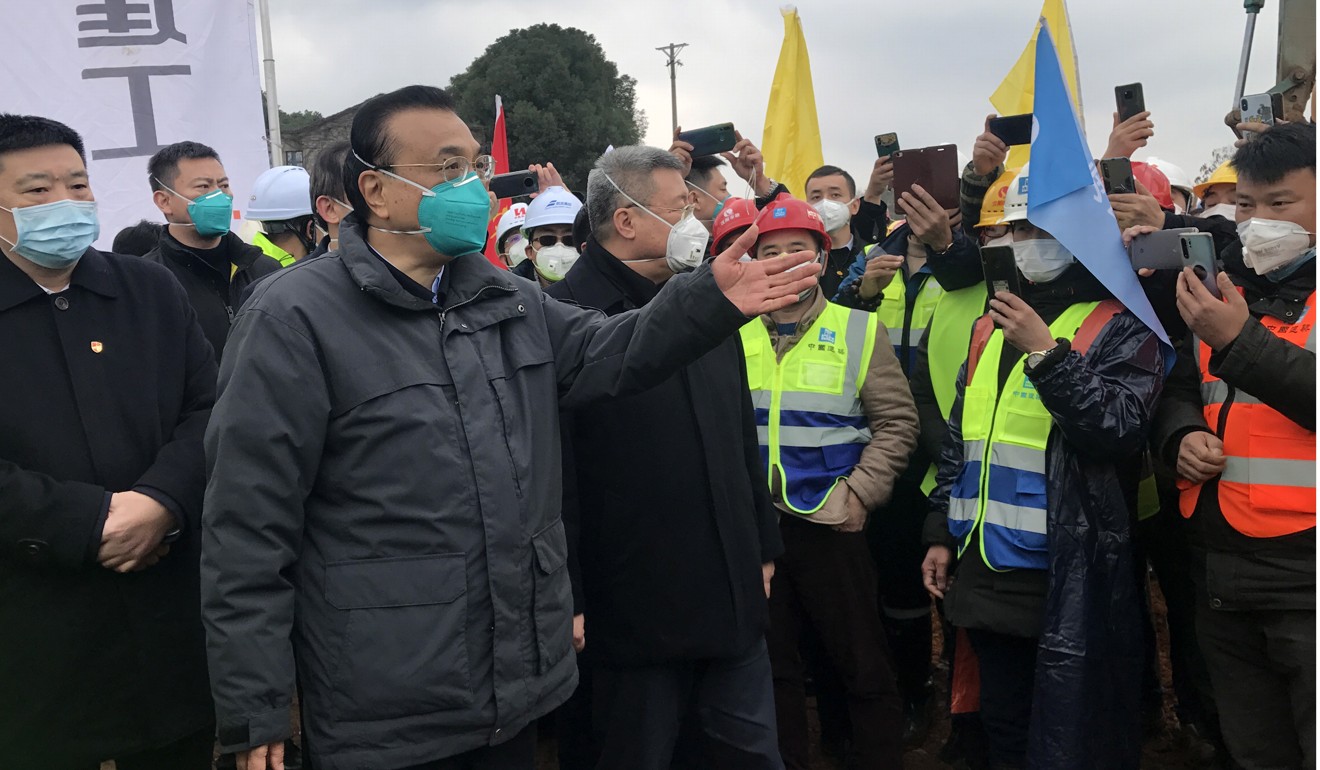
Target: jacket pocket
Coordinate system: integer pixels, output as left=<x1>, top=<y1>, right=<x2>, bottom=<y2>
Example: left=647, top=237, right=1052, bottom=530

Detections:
left=531, top=520, right=573, bottom=673
left=324, top=554, right=471, bottom=722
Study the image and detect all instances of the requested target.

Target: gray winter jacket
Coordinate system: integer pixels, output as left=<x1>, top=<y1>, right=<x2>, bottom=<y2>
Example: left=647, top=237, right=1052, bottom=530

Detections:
left=201, top=216, right=750, bottom=770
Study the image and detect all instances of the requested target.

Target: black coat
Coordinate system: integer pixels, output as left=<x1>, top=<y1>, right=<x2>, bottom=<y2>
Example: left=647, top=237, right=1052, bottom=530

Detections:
left=0, top=248, right=217, bottom=765
left=142, top=229, right=283, bottom=359
left=547, top=238, right=783, bottom=667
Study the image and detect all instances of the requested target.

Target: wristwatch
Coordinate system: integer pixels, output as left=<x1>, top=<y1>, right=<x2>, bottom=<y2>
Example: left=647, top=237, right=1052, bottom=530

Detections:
left=1025, top=338, right=1070, bottom=375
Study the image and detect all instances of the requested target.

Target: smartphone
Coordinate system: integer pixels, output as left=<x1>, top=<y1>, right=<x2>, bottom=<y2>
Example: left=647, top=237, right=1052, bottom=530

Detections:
left=988, top=114, right=1033, bottom=146
left=980, top=245, right=1022, bottom=300
left=677, top=123, right=737, bottom=156
left=1241, top=92, right=1284, bottom=128
left=891, top=144, right=961, bottom=211
left=1129, top=227, right=1197, bottom=270
left=875, top=132, right=900, bottom=158
left=1100, top=157, right=1136, bottom=195
left=488, top=170, right=539, bottom=199
left=1181, top=232, right=1221, bottom=298
left=1115, top=83, right=1146, bottom=123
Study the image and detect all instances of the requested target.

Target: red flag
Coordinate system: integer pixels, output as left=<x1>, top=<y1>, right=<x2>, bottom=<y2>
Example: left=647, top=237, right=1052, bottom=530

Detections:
left=483, top=95, right=512, bottom=268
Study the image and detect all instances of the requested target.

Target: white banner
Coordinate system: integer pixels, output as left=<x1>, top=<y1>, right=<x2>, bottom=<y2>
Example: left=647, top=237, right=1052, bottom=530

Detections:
left=1, top=0, right=270, bottom=250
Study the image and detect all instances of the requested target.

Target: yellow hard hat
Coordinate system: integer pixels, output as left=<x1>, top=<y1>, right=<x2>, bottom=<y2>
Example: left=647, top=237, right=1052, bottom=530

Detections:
left=978, top=168, right=1021, bottom=227
left=1193, top=161, right=1237, bottom=200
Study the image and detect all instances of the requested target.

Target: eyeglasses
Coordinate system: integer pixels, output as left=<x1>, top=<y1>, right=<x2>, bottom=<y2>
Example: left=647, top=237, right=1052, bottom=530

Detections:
left=625, top=202, right=696, bottom=220
left=383, top=154, right=496, bottom=183
left=533, top=234, right=576, bottom=249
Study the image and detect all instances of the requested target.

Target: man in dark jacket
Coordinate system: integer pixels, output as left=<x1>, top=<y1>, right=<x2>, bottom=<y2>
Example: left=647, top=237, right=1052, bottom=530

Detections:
left=142, top=141, right=282, bottom=358
left=548, top=146, right=785, bottom=770
left=307, top=140, right=354, bottom=260
left=921, top=174, right=1166, bottom=769
left=1151, top=123, right=1316, bottom=770
left=0, top=114, right=217, bottom=769
left=201, top=86, right=817, bottom=770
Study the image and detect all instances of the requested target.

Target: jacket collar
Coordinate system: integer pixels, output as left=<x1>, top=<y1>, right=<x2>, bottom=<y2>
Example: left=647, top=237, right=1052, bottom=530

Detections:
left=159, top=228, right=264, bottom=274
left=0, top=246, right=117, bottom=312
left=337, top=214, right=517, bottom=312
left=758, top=289, right=828, bottom=345
left=558, top=237, right=660, bottom=312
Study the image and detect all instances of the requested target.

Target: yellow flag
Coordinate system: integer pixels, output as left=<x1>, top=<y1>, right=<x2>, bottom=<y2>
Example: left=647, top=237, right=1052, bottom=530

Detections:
left=762, top=6, right=824, bottom=198
left=990, top=0, right=1083, bottom=167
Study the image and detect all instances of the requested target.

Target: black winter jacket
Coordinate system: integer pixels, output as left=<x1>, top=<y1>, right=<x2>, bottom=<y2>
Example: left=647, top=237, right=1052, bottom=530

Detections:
left=925, top=266, right=1166, bottom=770
left=201, top=216, right=758, bottom=770
left=547, top=238, right=782, bottom=667
left=0, top=248, right=216, bottom=765
left=142, top=229, right=282, bottom=359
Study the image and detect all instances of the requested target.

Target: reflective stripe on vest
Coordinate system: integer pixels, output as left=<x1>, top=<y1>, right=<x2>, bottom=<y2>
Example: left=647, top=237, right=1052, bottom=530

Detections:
left=947, top=300, right=1123, bottom=571
left=920, top=285, right=989, bottom=495
left=1178, top=291, right=1316, bottom=537
left=870, top=244, right=946, bottom=368
left=741, top=302, right=879, bottom=515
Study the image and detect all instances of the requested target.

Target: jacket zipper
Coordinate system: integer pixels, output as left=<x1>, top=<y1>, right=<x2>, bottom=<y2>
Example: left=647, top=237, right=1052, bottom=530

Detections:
left=437, top=285, right=517, bottom=332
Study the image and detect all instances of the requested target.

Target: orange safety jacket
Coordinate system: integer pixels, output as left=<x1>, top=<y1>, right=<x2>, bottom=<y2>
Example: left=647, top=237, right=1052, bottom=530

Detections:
left=1178, top=290, right=1317, bottom=537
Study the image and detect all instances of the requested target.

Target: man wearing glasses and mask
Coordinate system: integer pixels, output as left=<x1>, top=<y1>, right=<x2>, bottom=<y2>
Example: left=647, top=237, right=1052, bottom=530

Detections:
left=511, top=185, right=582, bottom=287
left=545, top=146, right=787, bottom=770
left=202, top=86, right=817, bottom=770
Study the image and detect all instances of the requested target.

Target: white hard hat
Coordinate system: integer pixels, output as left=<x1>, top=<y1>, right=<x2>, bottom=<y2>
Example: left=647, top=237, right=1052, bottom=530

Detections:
left=496, top=203, right=529, bottom=242
left=1146, top=157, right=1193, bottom=197
left=1002, top=162, right=1030, bottom=224
left=522, top=186, right=582, bottom=233
left=247, top=165, right=313, bottom=221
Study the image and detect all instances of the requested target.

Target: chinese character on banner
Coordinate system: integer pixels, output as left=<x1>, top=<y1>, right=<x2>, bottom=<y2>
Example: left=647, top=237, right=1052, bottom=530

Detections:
left=1, top=1, right=270, bottom=249
left=76, top=0, right=187, bottom=48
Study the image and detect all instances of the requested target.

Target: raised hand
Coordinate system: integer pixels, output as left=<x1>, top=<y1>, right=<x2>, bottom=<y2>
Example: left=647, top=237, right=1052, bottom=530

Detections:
left=710, top=225, right=820, bottom=316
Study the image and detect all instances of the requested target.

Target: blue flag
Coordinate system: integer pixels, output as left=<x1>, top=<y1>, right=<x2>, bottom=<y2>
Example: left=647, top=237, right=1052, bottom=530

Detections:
left=1027, top=22, right=1171, bottom=361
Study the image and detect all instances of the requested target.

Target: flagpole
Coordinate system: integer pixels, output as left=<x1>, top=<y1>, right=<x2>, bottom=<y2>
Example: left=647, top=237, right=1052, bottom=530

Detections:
left=257, top=0, right=281, bottom=167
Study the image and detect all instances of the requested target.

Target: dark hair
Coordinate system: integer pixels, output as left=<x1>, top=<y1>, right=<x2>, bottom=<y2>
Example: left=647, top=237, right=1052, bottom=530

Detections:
left=1232, top=122, right=1316, bottom=185
left=686, top=155, right=726, bottom=187
left=0, top=114, right=86, bottom=170
left=111, top=219, right=165, bottom=256
left=806, top=165, right=856, bottom=198
left=571, top=203, right=592, bottom=254
left=343, top=85, right=458, bottom=216
left=309, top=140, right=351, bottom=228
left=148, top=141, right=221, bottom=192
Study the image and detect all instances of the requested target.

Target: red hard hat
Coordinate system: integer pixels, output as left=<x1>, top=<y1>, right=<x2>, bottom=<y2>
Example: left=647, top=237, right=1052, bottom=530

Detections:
left=751, top=193, right=831, bottom=253
left=1132, top=161, right=1174, bottom=210
left=712, top=197, right=759, bottom=253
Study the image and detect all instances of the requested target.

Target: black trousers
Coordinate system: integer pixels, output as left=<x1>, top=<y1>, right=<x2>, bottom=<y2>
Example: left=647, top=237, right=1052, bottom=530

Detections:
left=965, top=629, right=1037, bottom=770
left=396, top=724, right=536, bottom=770
left=554, top=646, right=599, bottom=770
left=1197, top=604, right=1315, bottom=770
left=592, top=640, right=782, bottom=770
left=68, top=725, right=214, bottom=770
left=868, top=478, right=935, bottom=707
left=768, top=517, right=904, bottom=770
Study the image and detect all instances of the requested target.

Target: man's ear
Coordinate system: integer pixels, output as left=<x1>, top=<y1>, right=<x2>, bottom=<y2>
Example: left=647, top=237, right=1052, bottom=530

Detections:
left=613, top=207, right=639, bottom=241
left=848, top=196, right=861, bottom=216
left=358, top=170, right=390, bottom=222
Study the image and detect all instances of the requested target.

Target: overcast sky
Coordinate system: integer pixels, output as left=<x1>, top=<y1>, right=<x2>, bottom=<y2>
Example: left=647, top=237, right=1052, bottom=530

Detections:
left=264, top=0, right=1284, bottom=191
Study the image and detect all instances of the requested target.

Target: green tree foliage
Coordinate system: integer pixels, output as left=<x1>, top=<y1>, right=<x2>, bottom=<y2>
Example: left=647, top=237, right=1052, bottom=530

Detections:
left=449, top=24, right=647, bottom=192
left=1197, top=145, right=1236, bottom=184
left=280, top=109, right=324, bottom=135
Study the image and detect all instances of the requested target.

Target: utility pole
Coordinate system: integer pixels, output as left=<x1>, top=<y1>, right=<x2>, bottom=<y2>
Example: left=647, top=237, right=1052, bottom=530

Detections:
left=257, top=0, right=281, bottom=166
left=656, top=43, right=689, bottom=134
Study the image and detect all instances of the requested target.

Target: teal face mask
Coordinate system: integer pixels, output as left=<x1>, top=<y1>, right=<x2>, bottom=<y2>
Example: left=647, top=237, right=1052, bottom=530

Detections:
left=157, top=179, right=233, bottom=238
left=355, top=151, right=491, bottom=257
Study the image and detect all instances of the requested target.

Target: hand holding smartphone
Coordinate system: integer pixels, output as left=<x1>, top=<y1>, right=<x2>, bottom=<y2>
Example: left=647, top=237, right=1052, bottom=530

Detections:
left=488, top=170, right=539, bottom=199
left=980, top=245, right=1022, bottom=302
left=1180, top=232, right=1220, bottom=298
left=988, top=114, right=1033, bottom=146
left=1115, top=83, right=1145, bottom=123
left=875, top=132, right=900, bottom=158
left=677, top=123, right=737, bottom=156
left=1128, top=228, right=1197, bottom=270
left=1100, top=157, right=1136, bottom=195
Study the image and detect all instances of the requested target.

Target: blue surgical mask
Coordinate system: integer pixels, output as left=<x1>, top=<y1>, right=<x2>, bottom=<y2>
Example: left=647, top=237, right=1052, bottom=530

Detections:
left=0, top=199, right=100, bottom=269
left=355, top=151, right=491, bottom=256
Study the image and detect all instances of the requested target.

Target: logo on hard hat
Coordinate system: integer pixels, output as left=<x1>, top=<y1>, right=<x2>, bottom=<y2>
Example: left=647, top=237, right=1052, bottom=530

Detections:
left=807, top=210, right=822, bottom=222
left=1017, top=177, right=1029, bottom=195
left=772, top=206, right=787, bottom=218
left=546, top=200, right=574, bottom=210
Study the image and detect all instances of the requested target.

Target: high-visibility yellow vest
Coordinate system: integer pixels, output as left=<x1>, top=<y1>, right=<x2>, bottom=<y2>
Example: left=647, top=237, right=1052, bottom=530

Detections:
left=920, top=285, right=989, bottom=495
left=870, top=245, right=945, bottom=363
left=740, top=302, right=879, bottom=515
left=252, top=231, right=298, bottom=268
left=947, top=300, right=1122, bottom=571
